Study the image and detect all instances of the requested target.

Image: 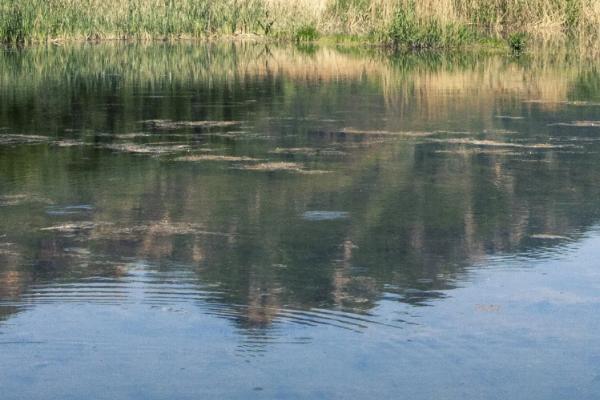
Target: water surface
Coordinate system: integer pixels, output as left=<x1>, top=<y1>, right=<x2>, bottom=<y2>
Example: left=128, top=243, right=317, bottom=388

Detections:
left=1, top=43, right=600, bottom=399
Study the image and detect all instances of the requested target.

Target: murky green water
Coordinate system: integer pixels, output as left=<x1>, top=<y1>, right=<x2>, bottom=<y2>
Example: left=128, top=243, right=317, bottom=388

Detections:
left=1, top=43, right=600, bottom=399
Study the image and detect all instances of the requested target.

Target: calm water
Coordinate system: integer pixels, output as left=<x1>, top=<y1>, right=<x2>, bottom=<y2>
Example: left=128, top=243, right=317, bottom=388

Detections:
left=1, top=43, right=600, bottom=399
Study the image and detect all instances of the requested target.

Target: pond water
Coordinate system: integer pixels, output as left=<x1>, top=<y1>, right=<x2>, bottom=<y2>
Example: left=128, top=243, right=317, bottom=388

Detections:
left=1, top=43, right=600, bottom=399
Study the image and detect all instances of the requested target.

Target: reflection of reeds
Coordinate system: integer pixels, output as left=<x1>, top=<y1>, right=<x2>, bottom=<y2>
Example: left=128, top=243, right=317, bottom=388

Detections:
left=0, top=43, right=592, bottom=127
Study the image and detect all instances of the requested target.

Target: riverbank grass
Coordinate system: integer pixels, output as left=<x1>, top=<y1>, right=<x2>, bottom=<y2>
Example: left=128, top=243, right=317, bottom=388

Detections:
left=1, top=0, right=599, bottom=48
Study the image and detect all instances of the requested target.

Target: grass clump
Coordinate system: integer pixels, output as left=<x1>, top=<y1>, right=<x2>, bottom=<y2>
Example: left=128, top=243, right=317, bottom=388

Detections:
left=385, top=4, right=474, bottom=49
left=508, top=32, right=527, bottom=53
left=294, top=24, right=320, bottom=42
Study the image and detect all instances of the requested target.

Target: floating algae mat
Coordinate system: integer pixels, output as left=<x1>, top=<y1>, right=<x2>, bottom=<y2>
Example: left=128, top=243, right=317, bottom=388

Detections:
left=173, top=155, right=261, bottom=162
left=340, top=128, right=439, bottom=137
left=1, top=43, right=600, bottom=400
left=0, top=134, right=50, bottom=145
left=427, top=138, right=570, bottom=149
left=549, top=120, right=600, bottom=127
left=302, top=211, right=350, bottom=221
left=142, top=119, right=242, bottom=129
left=270, top=147, right=348, bottom=157
left=237, top=162, right=330, bottom=174
left=102, top=143, right=191, bottom=154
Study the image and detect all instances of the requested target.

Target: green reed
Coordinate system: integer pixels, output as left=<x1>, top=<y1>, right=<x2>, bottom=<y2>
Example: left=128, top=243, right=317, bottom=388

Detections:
left=1, top=0, right=599, bottom=48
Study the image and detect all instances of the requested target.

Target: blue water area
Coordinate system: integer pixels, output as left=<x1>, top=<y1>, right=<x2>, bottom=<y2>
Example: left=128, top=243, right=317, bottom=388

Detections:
left=1, top=43, right=600, bottom=399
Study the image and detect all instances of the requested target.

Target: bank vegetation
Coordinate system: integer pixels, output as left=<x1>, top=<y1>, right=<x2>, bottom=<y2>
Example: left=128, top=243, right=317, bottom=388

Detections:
left=1, top=0, right=599, bottom=48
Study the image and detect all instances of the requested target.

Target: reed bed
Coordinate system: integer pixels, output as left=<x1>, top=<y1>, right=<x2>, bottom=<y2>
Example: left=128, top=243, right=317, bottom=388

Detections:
left=1, top=0, right=599, bottom=47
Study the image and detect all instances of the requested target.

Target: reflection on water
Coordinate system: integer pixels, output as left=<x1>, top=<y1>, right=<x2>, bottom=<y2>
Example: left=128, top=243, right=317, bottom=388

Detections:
left=1, top=43, right=600, bottom=399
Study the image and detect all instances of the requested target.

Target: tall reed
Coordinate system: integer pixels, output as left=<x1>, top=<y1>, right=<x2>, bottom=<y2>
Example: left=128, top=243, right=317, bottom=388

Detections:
left=1, top=0, right=599, bottom=46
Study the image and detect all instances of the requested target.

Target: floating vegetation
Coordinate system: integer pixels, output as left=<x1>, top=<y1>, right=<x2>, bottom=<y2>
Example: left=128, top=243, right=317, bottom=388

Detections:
left=46, top=204, right=94, bottom=216
left=524, top=100, right=600, bottom=107
left=237, top=162, right=329, bottom=174
left=63, top=247, right=92, bottom=258
left=41, top=221, right=234, bottom=238
left=341, top=128, right=437, bottom=137
left=270, top=147, right=347, bottom=157
left=114, top=133, right=153, bottom=139
left=54, top=139, right=87, bottom=147
left=552, top=136, right=600, bottom=142
left=93, top=222, right=234, bottom=238
left=142, top=119, right=241, bottom=130
left=117, top=222, right=231, bottom=236
left=0, top=242, right=18, bottom=256
left=428, top=138, right=566, bottom=149
left=319, top=150, right=348, bottom=156
left=40, top=222, right=100, bottom=232
left=206, top=133, right=239, bottom=139
left=341, top=139, right=389, bottom=148
left=530, top=234, right=571, bottom=240
left=102, top=143, right=190, bottom=155
left=515, top=159, right=552, bottom=163
left=0, top=134, right=50, bottom=145
left=0, top=194, right=52, bottom=207
left=240, top=162, right=304, bottom=171
left=271, top=147, right=317, bottom=155
left=549, top=121, right=600, bottom=127
left=495, top=115, right=525, bottom=120
left=1, top=194, right=33, bottom=206
left=433, top=149, right=522, bottom=156
left=475, top=304, right=502, bottom=313
left=485, top=129, right=519, bottom=135
left=302, top=211, right=349, bottom=221
left=221, top=132, right=273, bottom=141
left=173, top=155, right=260, bottom=162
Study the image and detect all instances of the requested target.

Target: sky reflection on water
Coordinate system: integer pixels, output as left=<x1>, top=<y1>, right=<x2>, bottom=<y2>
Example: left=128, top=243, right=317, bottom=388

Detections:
left=1, top=43, right=600, bottom=399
